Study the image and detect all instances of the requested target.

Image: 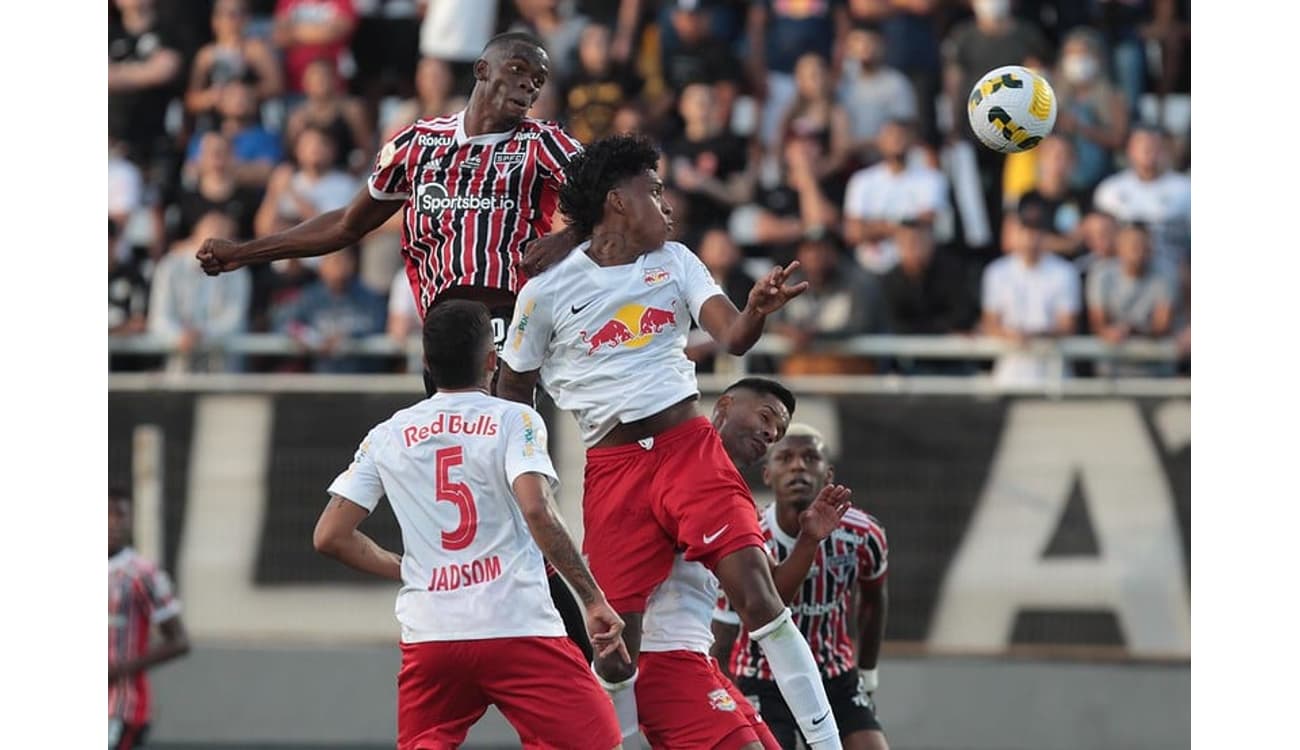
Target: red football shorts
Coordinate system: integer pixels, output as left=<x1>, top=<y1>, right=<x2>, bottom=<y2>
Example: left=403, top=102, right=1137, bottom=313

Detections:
left=582, top=416, right=767, bottom=612
left=637, top=650, right=782, bottom=750
left=397, top=636, right=620, bottom=750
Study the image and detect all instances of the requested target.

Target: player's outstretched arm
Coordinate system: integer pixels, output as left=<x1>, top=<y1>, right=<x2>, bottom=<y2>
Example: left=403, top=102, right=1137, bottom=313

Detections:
left=512, top=472, right=630, bottom=663
left=197, top=187, right=402, bottom=275
left=313, top=495, right=403, bottom=581
left=772, top=485, right=852, bottom=603
left=698, top=261, right=810, bottom=355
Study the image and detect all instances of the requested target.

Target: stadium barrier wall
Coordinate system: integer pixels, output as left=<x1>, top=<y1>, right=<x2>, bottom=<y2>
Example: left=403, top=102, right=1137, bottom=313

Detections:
left=109, top=374, right=1189, bottom=661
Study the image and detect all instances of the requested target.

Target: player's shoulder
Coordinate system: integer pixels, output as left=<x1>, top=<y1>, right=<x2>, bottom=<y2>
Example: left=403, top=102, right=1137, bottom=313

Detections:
left=842, top=507, right=885, bottom=536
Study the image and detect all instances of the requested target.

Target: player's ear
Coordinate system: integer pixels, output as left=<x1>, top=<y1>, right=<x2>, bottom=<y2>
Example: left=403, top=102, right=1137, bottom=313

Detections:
left=825, top=464, right=835, bottom=484
left=761, top=461, right=773, bottom=488
left=607, top=187, right=625, bottom=216
left=484, top=346, right=499, bottom=378
left=473, top=58, right=489, bottom=82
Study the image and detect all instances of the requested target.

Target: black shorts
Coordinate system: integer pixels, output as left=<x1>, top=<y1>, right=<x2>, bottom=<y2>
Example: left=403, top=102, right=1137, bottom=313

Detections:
left=738, top=671, right=882, bottom=749
left=421, top=303, right=514, bottom=397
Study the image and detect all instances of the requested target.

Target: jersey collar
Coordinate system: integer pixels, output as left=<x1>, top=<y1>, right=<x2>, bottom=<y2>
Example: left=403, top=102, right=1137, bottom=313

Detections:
left=765, top=504, right=799, bottom=549
left=454, top=110, right=518, bottom=147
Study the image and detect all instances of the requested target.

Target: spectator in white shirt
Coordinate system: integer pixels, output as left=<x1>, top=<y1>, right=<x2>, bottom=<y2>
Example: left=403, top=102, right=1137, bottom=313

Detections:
left=836, top=24, right=917, bottom=155
left=842, top=118, right=949, bottom=274
left=981, top=196, right=1080, bottom=387
left=148, top=212, right=252, bottom=373
left=1092, top=125, right=1191, bottom=276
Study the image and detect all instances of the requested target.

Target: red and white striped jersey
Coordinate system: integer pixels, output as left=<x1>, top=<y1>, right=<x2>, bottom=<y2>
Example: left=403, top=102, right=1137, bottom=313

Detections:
left=368, top=110, right=584, bottom=318
left=715, top=505, right=887, bottom=680
left=108, top=548, right=182, bottom=725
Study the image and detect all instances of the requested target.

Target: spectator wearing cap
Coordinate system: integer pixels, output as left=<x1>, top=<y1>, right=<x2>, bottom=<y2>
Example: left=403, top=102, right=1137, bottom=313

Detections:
left=1086, top=223, right=1175, bottom=376
left=747, top=0, right=848, bottom=149
left=837, top=23, right=918, bottom=154
left=980, top=194, right=1080, bottom=387
left=842, top=118, right=950, bottom=274
left=1001, top=136, right=1091, bottom=260
left=663, top=82, right=756, bottom=231
left=772, top=230, right=890, bottom=375
left=1092, top=126, right=1191, bottom=278
left=559, top=23, right=644, bottom=144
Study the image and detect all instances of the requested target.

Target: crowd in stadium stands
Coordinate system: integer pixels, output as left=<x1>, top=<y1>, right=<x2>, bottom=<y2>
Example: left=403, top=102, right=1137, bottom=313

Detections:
left=108, top=0, right=1191, bottom=380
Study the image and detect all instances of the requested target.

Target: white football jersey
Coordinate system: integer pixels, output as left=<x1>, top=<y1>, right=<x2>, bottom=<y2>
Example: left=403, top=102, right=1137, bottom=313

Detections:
left=502, top=240, right=726, bottom=445
left=328, top=390, right=566, bottom=643
left=641, top=554, right=720, bottom=655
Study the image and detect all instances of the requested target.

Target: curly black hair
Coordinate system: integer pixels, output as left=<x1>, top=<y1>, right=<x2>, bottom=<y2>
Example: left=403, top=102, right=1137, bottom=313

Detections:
left=558, top=134, right=661, bottom=239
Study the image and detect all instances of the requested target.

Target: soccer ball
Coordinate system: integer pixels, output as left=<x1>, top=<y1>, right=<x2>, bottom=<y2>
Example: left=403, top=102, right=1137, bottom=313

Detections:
left=967, top=65, right=1057, bottom=153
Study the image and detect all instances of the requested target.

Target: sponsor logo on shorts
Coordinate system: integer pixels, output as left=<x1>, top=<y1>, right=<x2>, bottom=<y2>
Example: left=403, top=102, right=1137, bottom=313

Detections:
left=708, top=689, right=737, bottom=712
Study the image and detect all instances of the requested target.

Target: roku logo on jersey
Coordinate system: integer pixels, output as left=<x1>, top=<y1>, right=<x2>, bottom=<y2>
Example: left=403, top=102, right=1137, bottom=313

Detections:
left=403, top=414, right=500, bottom=447
left=427, top=554, right=502, bottom=592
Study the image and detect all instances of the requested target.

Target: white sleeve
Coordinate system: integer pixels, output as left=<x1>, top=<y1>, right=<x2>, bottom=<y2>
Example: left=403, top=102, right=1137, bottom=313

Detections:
left=1092, top=176, right=1124, bottom=218
left=502, top=406, right=560, bottom=491
left=501, top=278, right=554, bottom=373
left=843, top=170, right=869, bottom=219
left=676, top=243, right=726, bottom=321
left=1056, top=265, right=1082, bottom=315
left=327, top=427, right=387, bottom=512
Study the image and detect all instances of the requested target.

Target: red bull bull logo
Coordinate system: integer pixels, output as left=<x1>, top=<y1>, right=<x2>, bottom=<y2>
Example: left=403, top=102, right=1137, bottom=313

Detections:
left=580, top=302, right=678, bottom=355
left=643, top=267, right=671, bottom=286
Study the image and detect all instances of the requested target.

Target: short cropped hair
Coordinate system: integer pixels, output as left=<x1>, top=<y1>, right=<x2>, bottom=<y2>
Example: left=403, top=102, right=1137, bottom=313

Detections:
left=723, top=377, right=797, bottom=416
left=422, top=300, right=493, bottom=390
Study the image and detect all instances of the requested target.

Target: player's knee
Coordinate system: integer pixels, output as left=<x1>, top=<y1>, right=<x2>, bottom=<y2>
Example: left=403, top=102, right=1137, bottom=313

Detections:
left=593, top=650, right=637, bottom=683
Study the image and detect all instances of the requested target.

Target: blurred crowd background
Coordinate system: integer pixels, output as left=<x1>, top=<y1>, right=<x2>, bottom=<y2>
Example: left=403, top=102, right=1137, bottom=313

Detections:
left=108, top=0, right=1191, bottom=384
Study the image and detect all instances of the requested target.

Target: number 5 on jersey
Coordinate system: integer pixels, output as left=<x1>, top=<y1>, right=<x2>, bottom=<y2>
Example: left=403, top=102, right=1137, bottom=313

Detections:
left=436, top=446, right=477, bottom=550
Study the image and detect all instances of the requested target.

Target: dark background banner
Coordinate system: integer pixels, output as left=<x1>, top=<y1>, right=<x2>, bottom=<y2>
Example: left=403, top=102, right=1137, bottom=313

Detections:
left=109, top=391, right=1189, bottom=651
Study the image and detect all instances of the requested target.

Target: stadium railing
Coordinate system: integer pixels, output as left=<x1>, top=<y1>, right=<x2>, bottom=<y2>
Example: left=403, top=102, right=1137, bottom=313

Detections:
left=108, top=332, right=1185, bottom=378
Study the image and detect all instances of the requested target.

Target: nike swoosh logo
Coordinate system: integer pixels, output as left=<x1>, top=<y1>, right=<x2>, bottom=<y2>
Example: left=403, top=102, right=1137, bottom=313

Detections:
left=703, top=525, right=730, bottom=544
left=812, top=710, right=830, bottom=726
left=570, top=299, right=597, bottom=315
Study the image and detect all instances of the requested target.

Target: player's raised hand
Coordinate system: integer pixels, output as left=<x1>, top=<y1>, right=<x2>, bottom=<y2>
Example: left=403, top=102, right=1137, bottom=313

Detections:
left=799, top=484, right=852, bottom=542
left=585, top=599, right=631, bottom=664
left=196, top=237, right=245, bottom=276
left=747, top=261, right=810, bottom=315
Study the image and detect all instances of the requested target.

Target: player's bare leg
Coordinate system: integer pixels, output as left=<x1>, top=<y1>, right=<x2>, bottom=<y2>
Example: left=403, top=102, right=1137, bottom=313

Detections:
left=714, top=547, right=842, bottom=749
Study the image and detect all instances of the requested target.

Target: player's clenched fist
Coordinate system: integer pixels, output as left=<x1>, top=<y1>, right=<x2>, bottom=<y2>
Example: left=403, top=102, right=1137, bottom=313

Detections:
left=585, top=599, right=631, bottom=663
left=196, top=238, right=243, bottom=276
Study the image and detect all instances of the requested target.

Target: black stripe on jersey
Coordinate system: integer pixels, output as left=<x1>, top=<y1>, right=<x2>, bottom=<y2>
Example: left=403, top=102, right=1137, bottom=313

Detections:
left=865, top=535, right=885, bottom=577
left=537, top=126, right=573, bottom=174
left=471, top=151, right=497, bottom=288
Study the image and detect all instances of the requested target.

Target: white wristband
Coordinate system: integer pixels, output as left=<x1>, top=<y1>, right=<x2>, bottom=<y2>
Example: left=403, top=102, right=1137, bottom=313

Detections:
left=859, top=668, right=879, bottom=692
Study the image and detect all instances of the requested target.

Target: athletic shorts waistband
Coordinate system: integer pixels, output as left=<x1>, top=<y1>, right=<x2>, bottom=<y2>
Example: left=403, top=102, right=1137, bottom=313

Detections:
left=586, top=416, right=713, bottom=459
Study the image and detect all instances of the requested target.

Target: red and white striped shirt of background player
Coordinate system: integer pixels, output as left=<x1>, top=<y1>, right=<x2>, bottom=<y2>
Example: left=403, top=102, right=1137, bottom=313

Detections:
left=715, top=505, right=888, bottom=681
left=109, top=548, right=182, bottom=726
left=368, top=111, right=585, bottom=318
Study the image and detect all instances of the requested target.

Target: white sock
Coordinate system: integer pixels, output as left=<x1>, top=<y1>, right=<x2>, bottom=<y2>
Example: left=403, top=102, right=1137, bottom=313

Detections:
left=750, top=608, right=841, bottom=748
left=594, top=669, right=640, bottom=740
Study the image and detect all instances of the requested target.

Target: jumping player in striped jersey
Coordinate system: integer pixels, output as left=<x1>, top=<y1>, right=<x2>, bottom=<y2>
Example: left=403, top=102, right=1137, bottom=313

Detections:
left=195, top=31, right=594, bottom=660
left=109, top=489, right=191, bottom=750
left=713, top=425, right=891, bottom=750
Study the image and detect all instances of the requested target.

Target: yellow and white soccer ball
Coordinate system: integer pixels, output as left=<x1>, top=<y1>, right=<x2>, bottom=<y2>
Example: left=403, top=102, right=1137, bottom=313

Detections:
left=967, top=65, right=1057, bottom=153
